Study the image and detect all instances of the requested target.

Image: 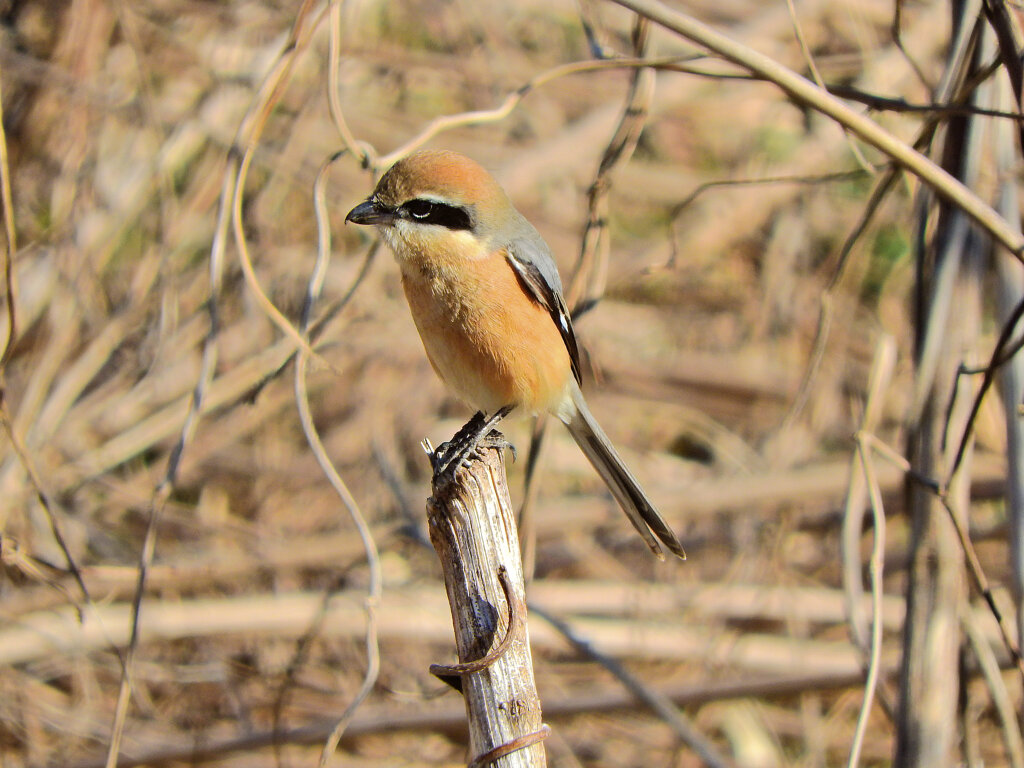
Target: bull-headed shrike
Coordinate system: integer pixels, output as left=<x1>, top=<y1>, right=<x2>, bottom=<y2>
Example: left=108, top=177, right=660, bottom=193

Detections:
left=347, top=150, right=684, bottom=560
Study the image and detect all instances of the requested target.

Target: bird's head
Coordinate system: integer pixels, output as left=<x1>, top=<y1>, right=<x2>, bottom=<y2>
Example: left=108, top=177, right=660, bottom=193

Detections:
left=345, top=150, right=519, bottom=259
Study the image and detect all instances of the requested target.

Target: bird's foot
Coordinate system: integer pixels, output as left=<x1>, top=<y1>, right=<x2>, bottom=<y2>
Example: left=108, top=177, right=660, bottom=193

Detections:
left=479, top=429, right=517, bottom=463
left=429, top=411, right=516, bottom=477
left=428, top=412, right=485, bottom=474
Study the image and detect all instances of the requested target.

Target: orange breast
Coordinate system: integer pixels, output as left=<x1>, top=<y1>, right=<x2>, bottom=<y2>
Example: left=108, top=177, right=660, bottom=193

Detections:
left=399, top=246, right=572, bottom=416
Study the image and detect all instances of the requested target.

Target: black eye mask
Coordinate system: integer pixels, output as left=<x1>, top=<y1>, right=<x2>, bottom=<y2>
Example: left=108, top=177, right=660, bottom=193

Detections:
left=400, top=199, right=474, bottom=231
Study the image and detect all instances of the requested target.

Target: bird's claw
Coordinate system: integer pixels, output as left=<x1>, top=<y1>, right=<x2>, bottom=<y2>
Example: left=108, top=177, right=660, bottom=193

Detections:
left=429, top=415, right=516, bottom=477
left=480, top=430, right=516, bottom=463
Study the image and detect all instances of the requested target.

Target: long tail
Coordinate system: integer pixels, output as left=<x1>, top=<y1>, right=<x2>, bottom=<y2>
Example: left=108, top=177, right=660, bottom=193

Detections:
left=561, top=382, right=685, bottom=560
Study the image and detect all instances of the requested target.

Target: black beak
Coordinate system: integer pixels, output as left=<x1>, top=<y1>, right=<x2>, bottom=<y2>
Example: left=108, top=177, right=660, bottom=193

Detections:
left=345, top=198, right=395, bottom=226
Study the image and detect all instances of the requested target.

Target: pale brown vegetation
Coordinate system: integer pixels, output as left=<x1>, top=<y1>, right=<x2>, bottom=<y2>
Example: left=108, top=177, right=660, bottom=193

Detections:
left=0, top=0, right=1021, bottom=766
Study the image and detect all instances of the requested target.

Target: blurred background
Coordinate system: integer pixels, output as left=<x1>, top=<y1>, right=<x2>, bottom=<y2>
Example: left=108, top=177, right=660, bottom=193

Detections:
left=0, top=0, right=1019, bottom=766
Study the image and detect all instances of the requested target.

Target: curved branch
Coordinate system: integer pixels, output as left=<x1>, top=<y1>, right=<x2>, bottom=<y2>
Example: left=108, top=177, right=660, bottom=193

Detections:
left=608, top=0, right=1024, bottom=260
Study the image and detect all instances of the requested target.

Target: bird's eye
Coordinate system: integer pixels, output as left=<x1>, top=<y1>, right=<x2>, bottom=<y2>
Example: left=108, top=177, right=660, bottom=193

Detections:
left=400, top=198, right=474, bottom=230
left=403, top=199, right=434, bottom=219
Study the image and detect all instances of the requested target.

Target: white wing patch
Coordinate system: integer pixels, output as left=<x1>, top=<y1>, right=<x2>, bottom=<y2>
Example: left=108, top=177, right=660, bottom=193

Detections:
left=504, top=247, right=582, bottom=385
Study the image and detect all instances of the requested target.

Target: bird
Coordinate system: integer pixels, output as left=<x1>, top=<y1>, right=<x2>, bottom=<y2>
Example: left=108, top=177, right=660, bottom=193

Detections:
left=346, top=150, right=684, bottom=560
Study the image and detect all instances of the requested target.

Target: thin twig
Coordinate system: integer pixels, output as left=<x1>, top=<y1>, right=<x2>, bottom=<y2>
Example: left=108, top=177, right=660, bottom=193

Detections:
left=327, top=0, right=372, bottom=165
left=229, top=1, right=340, bottom=375
left=65, top=671, right=891, bottom=768
left=103, top=118, right=236, bottom=768
left=847, top=433, right=888, bottom=768
left=522, top=19, right=656, bottom=580
left=0, top=54, right=101, bottom=622
left=0, top=56, right=17, bottom=367
left=0, top=42, right=127, bottom=727
left=533, top=605, right=734, bottom=768
left=304, top=152, right=382, bottom=768
left=607, top=0, right=1024, bottom=260
left=0, top=409, right=97, bottom=624
left=568, top=15, right=654, bottom=312
left=373, top=55, right=706, bottom=171
left=785, top=0, right=873, bottom=173
left=270, top=570, right=347, bottom=764
left=467, top=725, right=552, bottom=768
left=891, top=0, right=933, bottom=91
left=963, top=608, right=1024, bottom=768
left=106, top=6, right=328, bottom=765
left=518, top=415, right=550, bottom=584
left=947, top=291, right=1024, bottom=480
left=429, top=567, right=521, bottom=678
left=784, top=12, right=988, bottom=430
left=841, top=333, right=895, bottom=669
left=827, top=83, right=1024, bottom=121
left=937, top=493, right=1024, bottom=681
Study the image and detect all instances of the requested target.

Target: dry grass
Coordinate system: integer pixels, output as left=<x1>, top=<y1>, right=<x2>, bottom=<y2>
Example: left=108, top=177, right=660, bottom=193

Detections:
left=0, top=0, right=1019, bottom=766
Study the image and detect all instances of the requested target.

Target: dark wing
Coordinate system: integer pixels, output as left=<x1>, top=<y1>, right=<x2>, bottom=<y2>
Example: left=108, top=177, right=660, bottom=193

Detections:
left=505, top=236, right=582, bottom=386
